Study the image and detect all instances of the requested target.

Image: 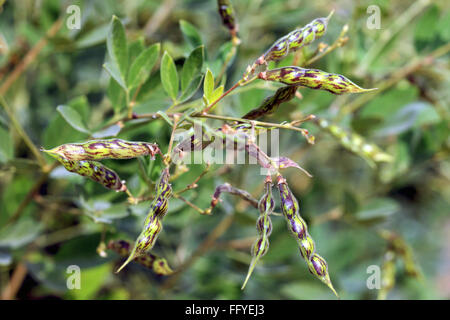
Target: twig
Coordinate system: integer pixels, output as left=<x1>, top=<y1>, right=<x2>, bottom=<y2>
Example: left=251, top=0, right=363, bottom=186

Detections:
left=172, top=193, right=207, bottom=215
left=303, top=25, right=349, bottom=67
left=1, top=263, right=27, bottom=300
left=144, top=0, right=176, bottom=38
left=0, top=18, right=63, bottom=96
left=0, top=96, right=47, bottom=168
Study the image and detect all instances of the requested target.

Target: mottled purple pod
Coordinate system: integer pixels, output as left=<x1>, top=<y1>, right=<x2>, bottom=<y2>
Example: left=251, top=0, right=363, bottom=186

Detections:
left=116, top=168, right=172, bottom=273
left=307, top=254, right=338, bottom=297
left=259, top=66, right=376, bottom=95
left=276, top=174, right=338, bottom=297
left=243, top=86, right=298, bottom=120
left=108, top=240, right=173, bottom=275
left=42, top=139, right=160, bottom=161
left=50, top=154, right=127, bottom=192
left=258, top=12, right=333, bottom=65
left=218, top=0, right=238, bottom=37
left=242, top=177, right=274, bottom=289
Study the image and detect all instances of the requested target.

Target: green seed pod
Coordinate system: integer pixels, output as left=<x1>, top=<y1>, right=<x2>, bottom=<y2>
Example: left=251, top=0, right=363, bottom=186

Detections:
left=277, top=174, right=338, bottom=297
left=107, top=240, right=173, bottom=275
left=218, top=0, right=238, bottom=37
left=257, top=12, right=333, bottom=65
left=50, top=154, right=127, bottom=192
left=42, top=139, right=160, bottom=161
left=315, top=117, right=392, bottom=168
left=243, top=86, right=298, bottom=120
left=116, top=168, right=172, bottom=273
left=259, top=67, right=376, bottom=95
left=242, top=177, right=274, bottom=289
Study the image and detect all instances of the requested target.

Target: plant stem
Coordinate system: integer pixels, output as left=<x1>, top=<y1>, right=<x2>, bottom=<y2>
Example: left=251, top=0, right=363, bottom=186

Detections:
left=202, top=80, right=242, bottom=114
left=0, top=18, right=63, bottom=96
left=0, top=96, right=47, bottom=169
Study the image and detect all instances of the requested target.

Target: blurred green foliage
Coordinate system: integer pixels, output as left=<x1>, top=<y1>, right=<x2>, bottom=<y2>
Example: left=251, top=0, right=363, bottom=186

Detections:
left=0, top=0, right=449, bottom=300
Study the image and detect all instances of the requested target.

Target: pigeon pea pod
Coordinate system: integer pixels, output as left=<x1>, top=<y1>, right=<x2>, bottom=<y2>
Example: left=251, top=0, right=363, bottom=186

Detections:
left=315, top=117, right=392, bottom=168
left=218, top=0, right=238, bottom=37
left=116, top=168, right=172, bottom=273
left=42, top=139, right=160, bottom=161
left=241, top=176, right=274, bottom=289
left=243, top=86, right=298, bottom=120
left=108, top=240, right=173, bottom=275
left=256, top=12, right=333, bottom=65
left=50, top=154, right=127, bottom=192
left=258, top=66, right=376, bottom=95
left=277, top=174, right=338, bottom=297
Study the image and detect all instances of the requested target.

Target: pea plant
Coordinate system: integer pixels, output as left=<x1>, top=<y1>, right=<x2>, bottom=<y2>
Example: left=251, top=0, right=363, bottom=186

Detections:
left=7, top=0, right=444, bottom=300
left=30, top=0, right=398, bottom=298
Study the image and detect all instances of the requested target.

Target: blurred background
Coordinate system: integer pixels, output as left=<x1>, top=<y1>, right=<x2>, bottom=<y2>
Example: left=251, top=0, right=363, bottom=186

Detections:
left=0, top=0, right=449, bottom=300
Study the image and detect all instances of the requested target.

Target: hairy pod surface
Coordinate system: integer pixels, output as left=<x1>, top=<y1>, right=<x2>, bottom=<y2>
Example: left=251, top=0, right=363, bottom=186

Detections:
left=242, top=178, right=274, bottom=289
left=116, top=168, right=172, bottom=273
left=43, top=139, right=160, bottom=161
left=277, top=174, right=338, bottom=297
left=259, top=67, right=376, bottom=95
left=51, top=154, right=126, bottom=192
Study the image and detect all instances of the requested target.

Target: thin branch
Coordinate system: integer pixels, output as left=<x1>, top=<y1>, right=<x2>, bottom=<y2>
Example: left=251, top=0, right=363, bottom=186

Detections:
left=0, top=96, right=47, bottom=168
left=0, top=18, right=63, bottom=95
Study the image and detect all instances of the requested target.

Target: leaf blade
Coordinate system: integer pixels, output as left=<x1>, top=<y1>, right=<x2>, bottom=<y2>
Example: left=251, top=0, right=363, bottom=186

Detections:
left=127, top=43, right=160, bottom=89
left=160, top=51, right=179, bottom=102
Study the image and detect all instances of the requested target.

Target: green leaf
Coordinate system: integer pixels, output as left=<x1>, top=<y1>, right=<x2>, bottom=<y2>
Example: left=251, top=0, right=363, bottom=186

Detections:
left=438, top=11, right=450, bottom=41
left=414, top=5, right=439, bottom=41
left=0, top=126, right=13, bottom=163
left=106, top=16, right=128, bottom=85
left=92, top=124, right=121, bottom=139
left=178, top=74, right=204, bottom=103
left=157, top=110, right=173, bottom=126
left=107, top=77, right=127, bottom=114
left=0, top=217, right=43, bottom=249
left=203, top=68, right=214, bottom=103
left=103, top=62, right=127, bottom=90
left=160, top=51, right=179, bottom=102
left=42, top=114, right=86, bottom=148
left=57, top=105, right=91, bottom=134
left=181, top=45, right=204, bottom=93
left=127, top=43, right=160, bottom=89
left=356, top=198, right=400, bottom=221
left=180, top=20, right=202, bottom=49
left=210, top=85, right=224, bottom=103
left=71, top=263, right=111, bottom=300
left=76, top=23, right=109, bottom=49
